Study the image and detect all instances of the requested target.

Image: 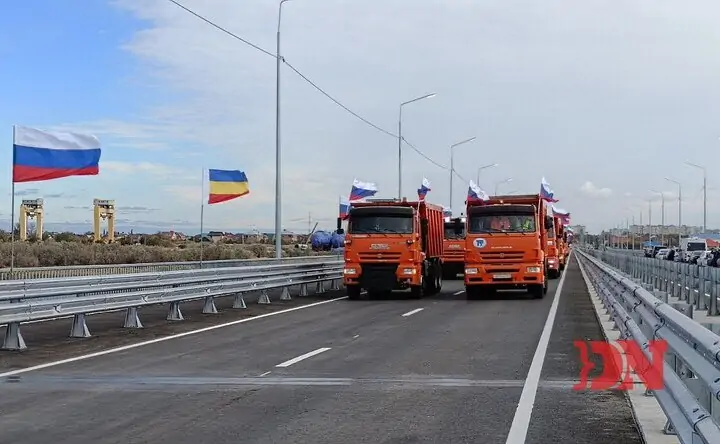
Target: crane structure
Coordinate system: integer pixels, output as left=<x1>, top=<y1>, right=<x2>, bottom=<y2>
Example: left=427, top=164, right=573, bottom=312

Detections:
left=18, top=198, right=44, bottom=241
left=93, top=199, right=116, bottom=243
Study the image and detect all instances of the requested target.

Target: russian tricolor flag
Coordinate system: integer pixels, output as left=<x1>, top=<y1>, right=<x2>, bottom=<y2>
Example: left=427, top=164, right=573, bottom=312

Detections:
left=339, top=196, right=350, bottom=219
left=12, top=126, right=101, bottom=183
left=552, top=205, right=571, bottom=225
left=349, top=179, right=378, bottom=201
left=467, top=180, right=489, bottom=201
left=417, top=177, right=431, bottom=200
left=540, top=177, right=559, bottom=202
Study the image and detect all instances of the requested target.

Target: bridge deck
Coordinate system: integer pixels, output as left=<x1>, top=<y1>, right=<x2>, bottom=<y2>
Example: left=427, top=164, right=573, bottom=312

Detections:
left=0, top=255, right=644, bottom=443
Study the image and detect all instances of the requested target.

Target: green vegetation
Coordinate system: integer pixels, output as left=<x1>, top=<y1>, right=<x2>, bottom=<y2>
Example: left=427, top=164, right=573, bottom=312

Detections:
left=0, top=230, right=320, bottom=268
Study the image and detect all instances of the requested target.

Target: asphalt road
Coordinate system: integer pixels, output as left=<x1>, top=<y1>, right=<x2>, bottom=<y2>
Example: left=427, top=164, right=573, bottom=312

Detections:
left=0, top=256, right=644, bottom=444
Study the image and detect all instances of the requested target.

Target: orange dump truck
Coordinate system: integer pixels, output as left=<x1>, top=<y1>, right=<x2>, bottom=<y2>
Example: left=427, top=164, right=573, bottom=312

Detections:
left=341, top=198, right=444, bottom=299
left=442, top=216, right=466, bottom=279
left=545, top=216, right=561, bottom=279
left=554, top=216, right=568, bottom=271
left=464, top=194, right=552, bottom=299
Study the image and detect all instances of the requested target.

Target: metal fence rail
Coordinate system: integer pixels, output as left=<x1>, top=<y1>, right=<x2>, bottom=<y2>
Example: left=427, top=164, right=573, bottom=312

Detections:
left=0, top=255, right=333, bottom=281
left=0, top=258, right=344, bottom=351
left=576, top=249, right=720, bottom=444
left=590, top=248, right=720, bottom=316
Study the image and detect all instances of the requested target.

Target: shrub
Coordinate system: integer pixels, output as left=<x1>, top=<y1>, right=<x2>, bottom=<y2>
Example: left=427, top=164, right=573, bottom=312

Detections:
left=0, top=242, right=323, bottom=268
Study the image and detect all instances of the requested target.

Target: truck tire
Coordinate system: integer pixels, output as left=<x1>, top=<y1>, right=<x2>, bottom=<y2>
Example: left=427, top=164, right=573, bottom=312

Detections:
left=346, top=284, right=362, bottom=300
left=529, top=284, right=544, bottom=299
left=548, top=269, right=559, bottom=279
left=409, top=285, right=423, bottom=299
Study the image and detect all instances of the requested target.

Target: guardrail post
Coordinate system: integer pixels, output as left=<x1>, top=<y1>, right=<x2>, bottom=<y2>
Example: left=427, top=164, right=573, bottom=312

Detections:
left=69, top=314, right=91, bottom=338
left=258, top=290, right=271, bottom=304
left=671, top=302, right=694, bottom=319
left=653, top=290, right=668, bottom=304
left=202, top=296, right=218, bottom=314
left=280, top=287, right=292, bottom=301
left=167, top=302, right=184, bottom=321
left=123, top=307, right=143, bottom=329
left=2, top=322, right=27, bottom=350
left=315, top=281, right=325, bottom=294
left=233, top=293, right=247, bottom=309
left=299, top=283, right=308, bottom=297
left=330, top=279, right=341, bottom=291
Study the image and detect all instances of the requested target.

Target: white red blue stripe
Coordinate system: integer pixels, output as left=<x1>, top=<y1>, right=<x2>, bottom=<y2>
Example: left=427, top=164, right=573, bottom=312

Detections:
left=417, top=177, right=431, bottom=200
left=540, top=177, right=559, bottom=202
left=349, top=179, right=377, bottom=201
left=12, top=125, right=101, bottom=183
left=467, top=180, right=489, bottom=201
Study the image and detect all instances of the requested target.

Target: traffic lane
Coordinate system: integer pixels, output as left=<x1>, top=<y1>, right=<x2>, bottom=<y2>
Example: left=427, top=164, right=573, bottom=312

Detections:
left=525, top=254, right=643, bottom=444
left=270, top=277, right=562, bottom=380
left=0, top=282, right=344, bottom=372
left=0, top=383, right=523, bottom=444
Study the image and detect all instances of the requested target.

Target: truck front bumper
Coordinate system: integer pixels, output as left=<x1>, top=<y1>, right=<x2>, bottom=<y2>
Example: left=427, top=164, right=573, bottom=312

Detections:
left=464, top=263, right=544, bottom=286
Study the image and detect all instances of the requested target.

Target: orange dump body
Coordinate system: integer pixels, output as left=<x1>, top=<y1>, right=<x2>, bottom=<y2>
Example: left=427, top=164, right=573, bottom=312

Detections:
left=464, top=194, right=550, bottom=296
left=343, top=199, right=444, bottom=293
left=441, top=217, right=466, bottom=278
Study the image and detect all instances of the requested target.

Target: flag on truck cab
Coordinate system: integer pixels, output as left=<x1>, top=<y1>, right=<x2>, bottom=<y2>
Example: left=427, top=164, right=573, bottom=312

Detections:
left=349, top=179, right=377, bottom=201
left=467, top=180, right=489, bottom=201
left=208, top=169, right=250, bottom=204
left=540, top=177, right=559, bottom=202
left=12, top=125, right=102, bottom=183
left=417, top=177, right=431, bottom=200
left=552, top=205, right=571, bottom=225
left=339, top=195, right=350, bottom=219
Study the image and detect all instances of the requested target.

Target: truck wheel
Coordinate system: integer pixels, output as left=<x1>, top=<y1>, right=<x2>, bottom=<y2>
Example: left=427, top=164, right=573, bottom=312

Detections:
left=346, top=285, right=362, bottom=300
left=548, top=270, right=559, bottom=279
left=529, top=284, right=544, bottom=299
left=410, top=285, right=423, bottom=299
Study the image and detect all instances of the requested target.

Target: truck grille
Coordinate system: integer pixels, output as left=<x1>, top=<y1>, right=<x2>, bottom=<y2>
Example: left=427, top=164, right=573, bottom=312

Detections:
left=359, top=252, right=402, bottom=261
left=443, top=250, right=464, bottom=260
left=478, top=251, right=525, bottom=263
left=360, top=264, right=399, bottom=291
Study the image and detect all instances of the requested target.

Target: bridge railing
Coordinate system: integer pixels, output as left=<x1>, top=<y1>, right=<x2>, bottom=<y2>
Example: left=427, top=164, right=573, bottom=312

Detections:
left=0, top=257, right=344, bottom=351
left=0, top=255, right=333, bottom=281
left=576, top=249, right=720, bottom=444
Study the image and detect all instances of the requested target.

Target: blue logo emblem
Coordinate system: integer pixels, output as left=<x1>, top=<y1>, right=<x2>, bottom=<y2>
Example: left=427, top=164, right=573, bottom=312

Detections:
left=473, top=238, right=487, bottom=248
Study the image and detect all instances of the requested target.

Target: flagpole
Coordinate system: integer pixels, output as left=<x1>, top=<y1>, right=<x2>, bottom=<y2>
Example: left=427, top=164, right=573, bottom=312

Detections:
left=10, top=125, right=16, bottom=272
left=199, top=167, right=205, bottom=267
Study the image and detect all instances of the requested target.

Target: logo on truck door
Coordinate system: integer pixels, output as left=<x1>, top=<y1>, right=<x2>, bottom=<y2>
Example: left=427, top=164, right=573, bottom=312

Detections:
left=473, top=238, right=487, bottom=248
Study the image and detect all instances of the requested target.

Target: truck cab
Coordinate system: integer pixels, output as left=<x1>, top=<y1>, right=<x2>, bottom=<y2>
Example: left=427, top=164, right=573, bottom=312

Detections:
left=442, top=216, right=466, bottom=279
left=341, top=199, right=443, bottom=300
left=464, top=194, right=550, bottom=299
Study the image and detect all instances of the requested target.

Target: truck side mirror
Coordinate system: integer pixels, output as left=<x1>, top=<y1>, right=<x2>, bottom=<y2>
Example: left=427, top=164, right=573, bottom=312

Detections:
left=544, top=216, right=553, bottom=229
left=336, top=217, right=344, bottom=235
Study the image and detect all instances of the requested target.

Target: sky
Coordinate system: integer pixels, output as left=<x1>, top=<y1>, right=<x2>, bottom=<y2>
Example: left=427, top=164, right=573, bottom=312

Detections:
left=2, top=0, right=720, bottom=234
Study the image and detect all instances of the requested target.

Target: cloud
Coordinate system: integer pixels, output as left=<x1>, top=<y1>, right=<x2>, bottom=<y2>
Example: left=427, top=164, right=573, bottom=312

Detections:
left=12, top=0, right=718, bottom=235
left=579, top=182, right=612, bottom=198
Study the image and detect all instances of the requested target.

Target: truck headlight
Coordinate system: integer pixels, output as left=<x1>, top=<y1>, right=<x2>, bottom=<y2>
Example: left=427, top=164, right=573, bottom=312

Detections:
left=548, top=259, right=556, bottom=264
left=343, top=268, right=357, bottom=274
left=465, top=268, right=478, bottom=274
left=402, top=268, right=416, bottom=275
left=527, top=267, right=541, bottom=273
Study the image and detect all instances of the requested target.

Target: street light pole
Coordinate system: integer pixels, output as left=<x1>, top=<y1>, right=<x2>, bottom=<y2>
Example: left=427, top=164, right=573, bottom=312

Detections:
left=397, top=93, right=436, bottom=199
left=274, top=0, right=290, bottom=259
left=448, top=137, right=477, bottom=210
left=685, top=161, right=707, bottom=233
left=650, top=189, right=665, bottom=245
left=476, top=163, right=499, bottom=185
left=665, top=177, right=682, bottom=238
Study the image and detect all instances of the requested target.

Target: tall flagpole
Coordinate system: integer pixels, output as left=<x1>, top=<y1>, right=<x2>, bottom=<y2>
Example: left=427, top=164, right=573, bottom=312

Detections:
left=10, top=125, right=16, bottom=272
left=199, top=167, right=205, bottom=267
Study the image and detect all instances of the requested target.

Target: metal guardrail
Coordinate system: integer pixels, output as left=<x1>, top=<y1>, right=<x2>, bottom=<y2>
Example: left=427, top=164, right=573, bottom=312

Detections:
left=590, top=248, right=720, bottom=316
left=576, top=249, right=720, bottom=444
left=0, top=255, right=333, bottom=281
left=0, top=257, right=344, bottom=351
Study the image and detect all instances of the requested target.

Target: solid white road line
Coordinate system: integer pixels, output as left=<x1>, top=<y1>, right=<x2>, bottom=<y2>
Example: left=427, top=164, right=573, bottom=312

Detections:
left=401, top=308, right=425, bottom=317
left=0, top=296, right=348, bottom=378
left=259, top=371, right=272, bottom=377
left=452, top=290, right=465, bottom=296
left=275, top=347, right=331, bottom=368
left=504, top=253, right=571, bottom=444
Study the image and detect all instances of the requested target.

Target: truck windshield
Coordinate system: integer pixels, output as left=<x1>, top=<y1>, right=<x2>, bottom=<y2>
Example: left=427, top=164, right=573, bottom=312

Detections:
left=687, top=242, right=705, bottom=251
left=349, top=215, right=413, bottom=234
left=444, top=223, right=464, bottom=239
left=467, top=214, right=536, bottom=234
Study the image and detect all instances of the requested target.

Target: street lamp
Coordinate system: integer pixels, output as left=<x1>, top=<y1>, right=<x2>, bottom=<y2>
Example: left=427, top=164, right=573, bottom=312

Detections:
left=650, top=189, right=665, bottom=245
left=448, top=137, right=477, bottom=209
left=476, top=163, right=499, bottom=184
left=397, top=93, right=437, bottom=199
left=495, top=178, right=513, bottom=195
left=274, top=0, right=292, bottom=258
left=685, top=161, right=707, bottom=233
left=664, top=177, right=682, bottom=236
